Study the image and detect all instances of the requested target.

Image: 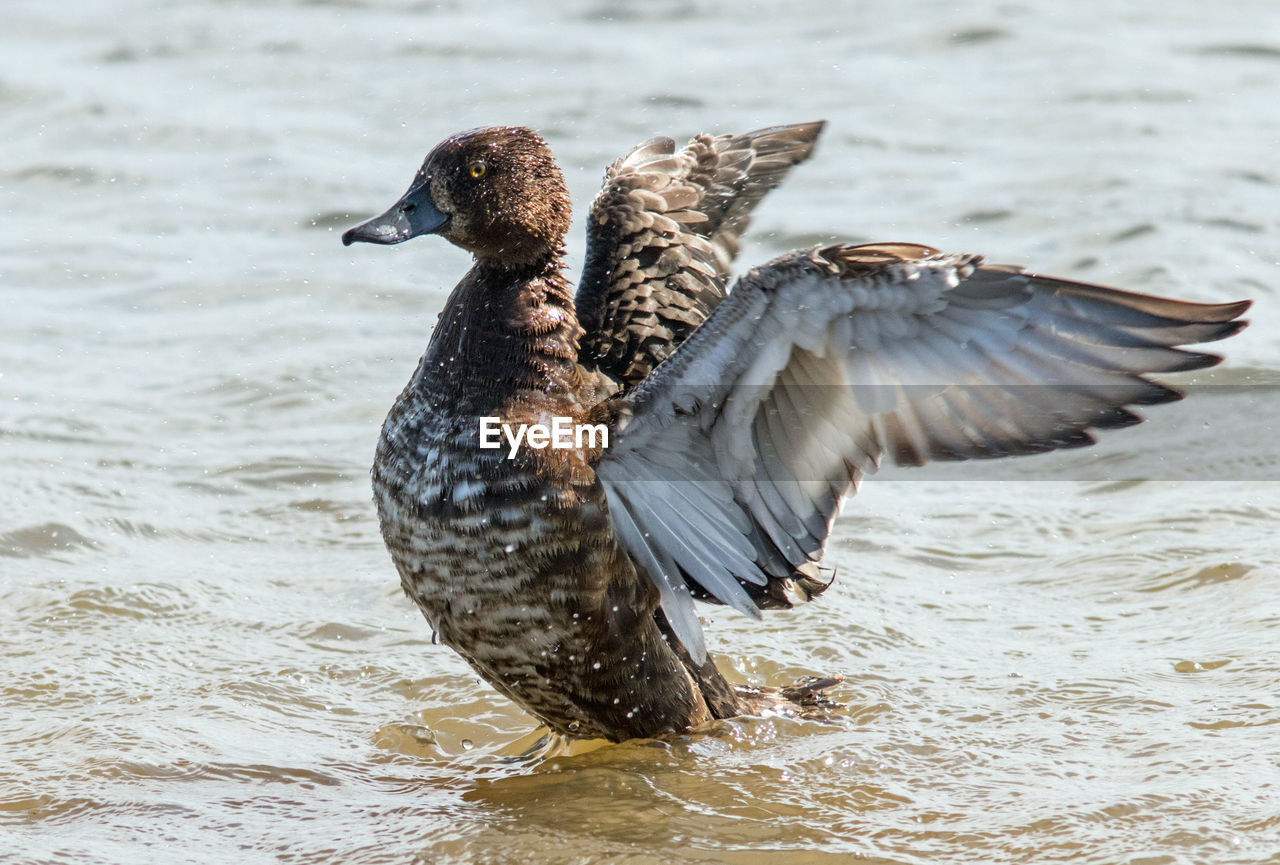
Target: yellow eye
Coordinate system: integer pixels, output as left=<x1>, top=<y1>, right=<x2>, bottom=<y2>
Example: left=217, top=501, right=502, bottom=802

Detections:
left=468, top=161, right=486, bottom=179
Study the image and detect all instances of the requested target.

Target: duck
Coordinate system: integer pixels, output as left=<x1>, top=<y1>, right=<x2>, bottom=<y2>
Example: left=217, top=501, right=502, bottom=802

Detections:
left=342, top=121, right=1249, bottom=742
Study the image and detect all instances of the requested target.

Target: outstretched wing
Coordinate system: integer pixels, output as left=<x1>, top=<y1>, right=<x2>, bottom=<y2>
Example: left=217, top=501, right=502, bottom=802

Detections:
left=576, top=122, right=825, bottom=387
left=597, top=243, right=1250, bottom=662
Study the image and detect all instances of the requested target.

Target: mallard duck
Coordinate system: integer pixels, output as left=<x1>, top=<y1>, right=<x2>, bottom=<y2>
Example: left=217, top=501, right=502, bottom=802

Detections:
left=343, top=122, right=1249, bottom=741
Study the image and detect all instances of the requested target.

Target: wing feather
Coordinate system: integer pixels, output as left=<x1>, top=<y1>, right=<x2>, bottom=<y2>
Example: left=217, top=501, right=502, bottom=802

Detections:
left=577, top=122, right=825, bottom=386
left=597, top=242, right=1250, bottom=651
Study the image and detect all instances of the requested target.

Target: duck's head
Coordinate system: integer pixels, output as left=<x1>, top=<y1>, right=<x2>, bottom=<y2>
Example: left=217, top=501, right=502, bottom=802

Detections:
left=342, top=126, right=571, bottom=266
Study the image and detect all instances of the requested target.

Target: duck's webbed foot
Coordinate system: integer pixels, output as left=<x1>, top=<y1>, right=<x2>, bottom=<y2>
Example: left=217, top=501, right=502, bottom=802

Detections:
left=731, top=674, right=845, bottom=722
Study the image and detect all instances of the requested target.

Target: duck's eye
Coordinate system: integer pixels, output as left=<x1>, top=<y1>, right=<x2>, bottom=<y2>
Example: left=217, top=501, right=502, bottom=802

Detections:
left=468, top=161, right=486, bottom=179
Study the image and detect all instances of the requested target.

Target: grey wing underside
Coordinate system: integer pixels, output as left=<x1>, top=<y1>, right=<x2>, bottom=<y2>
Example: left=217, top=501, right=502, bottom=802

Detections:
left=598, top=242, right=1250, bottom=662
left=576, top=121, right=825, bottom=387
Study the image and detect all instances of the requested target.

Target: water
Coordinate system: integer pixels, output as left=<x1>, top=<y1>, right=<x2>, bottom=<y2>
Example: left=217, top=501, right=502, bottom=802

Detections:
left=3, top=1, right=1279, bottom=862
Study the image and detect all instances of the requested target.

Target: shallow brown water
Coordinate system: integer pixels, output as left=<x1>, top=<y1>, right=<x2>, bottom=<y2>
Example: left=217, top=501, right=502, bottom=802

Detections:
left=3, top=1, right=1279, bottom=863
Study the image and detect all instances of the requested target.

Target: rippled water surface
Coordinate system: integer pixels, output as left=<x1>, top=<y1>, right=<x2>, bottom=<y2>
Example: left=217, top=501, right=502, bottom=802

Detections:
left=4, top=1, right=1279, bottom=863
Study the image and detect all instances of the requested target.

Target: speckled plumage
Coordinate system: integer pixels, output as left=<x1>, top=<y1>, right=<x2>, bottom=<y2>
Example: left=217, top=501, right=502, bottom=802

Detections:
left=369, top=260, right=710, bottom=739
left=343, top=122, right=1249, bottom=741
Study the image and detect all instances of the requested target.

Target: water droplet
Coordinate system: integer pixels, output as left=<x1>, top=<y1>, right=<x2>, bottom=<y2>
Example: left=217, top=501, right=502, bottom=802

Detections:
left=503, top=543, right=515, bottom=553
left=592, top=661, right=602, bottom=670
left=460, top=739, right=474, bottom=750
left=567, top=721, right=580, bottom=732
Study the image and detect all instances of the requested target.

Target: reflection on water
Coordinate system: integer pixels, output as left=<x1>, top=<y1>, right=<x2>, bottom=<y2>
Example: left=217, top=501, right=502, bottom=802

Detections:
left=3, top=0, right=1279, bottom=863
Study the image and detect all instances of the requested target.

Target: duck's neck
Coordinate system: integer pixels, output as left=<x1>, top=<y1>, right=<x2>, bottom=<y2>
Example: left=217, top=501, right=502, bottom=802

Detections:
left=417, top=253, right=582, bottom=396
